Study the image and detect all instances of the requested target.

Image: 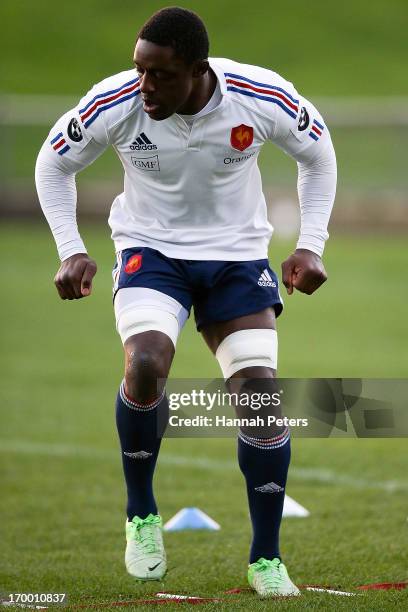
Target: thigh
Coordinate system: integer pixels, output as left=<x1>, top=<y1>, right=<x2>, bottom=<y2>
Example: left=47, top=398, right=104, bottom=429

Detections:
left=201, top=307, right=276, bottom=355
left=203, top=310, right=281, bottom=435
left=112, top=249, right=192, bottom=402
left=194, top=258, right=283, bottom=335
left=204, top=310, right=282, bottom=434
left=113, top=246, right=193, bottom=313
left=113, top=247, right=192, bottom=349
left=115, top=288, right=183, bottom=402
left=115, top=286, right=189, bottom=348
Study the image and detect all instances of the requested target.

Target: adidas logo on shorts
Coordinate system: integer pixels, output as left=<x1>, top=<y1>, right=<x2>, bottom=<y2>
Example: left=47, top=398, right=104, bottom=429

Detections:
left=130, top=132, right=157, bottom=150
left=258, top=268, right=276, bottom=287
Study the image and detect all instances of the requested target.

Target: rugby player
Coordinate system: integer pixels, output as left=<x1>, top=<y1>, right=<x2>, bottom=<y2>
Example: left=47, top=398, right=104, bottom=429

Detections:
left=35, top=7, right=337, bottom=597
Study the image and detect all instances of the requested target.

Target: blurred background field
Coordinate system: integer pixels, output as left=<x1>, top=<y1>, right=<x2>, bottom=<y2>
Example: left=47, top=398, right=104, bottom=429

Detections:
left=1, top=0, right=407, bottom=609
left=1, top=0, right=408, bottom=224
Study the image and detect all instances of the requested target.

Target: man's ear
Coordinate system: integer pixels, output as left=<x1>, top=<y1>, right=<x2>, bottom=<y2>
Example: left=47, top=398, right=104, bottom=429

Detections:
left=192, top=60, right=209, bottom=78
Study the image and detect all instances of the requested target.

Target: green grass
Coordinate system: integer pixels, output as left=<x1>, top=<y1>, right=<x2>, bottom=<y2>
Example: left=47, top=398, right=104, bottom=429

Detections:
left=2, top=0, right=408, bottom=96
left=1, top=223, right=407, bottom=610
left=2, top=1, right=408, bottom=191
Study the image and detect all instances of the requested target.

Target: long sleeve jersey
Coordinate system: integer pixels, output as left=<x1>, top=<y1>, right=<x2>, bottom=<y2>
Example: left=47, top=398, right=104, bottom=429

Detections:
left=35, top=57, right=337, bottom=262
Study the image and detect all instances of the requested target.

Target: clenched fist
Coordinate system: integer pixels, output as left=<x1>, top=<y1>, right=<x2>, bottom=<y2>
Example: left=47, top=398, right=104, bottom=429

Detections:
left=54, top=253, right=97, bottom=300
left=281, top=249, right=327, bottom=295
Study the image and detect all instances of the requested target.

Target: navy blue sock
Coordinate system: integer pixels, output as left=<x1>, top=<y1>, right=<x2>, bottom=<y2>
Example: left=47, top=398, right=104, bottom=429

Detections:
left=115, top=380, right=169, bottom=520
left=238, top=427, right=291, bottom=563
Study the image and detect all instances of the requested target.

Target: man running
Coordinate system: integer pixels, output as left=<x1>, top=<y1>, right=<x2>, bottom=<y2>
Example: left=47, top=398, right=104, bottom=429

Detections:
left=35, top=7, right=336, bottom=597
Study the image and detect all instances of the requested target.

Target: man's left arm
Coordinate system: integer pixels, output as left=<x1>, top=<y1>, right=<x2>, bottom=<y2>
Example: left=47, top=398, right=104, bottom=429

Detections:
left=269, top=94, right=337, bottom=295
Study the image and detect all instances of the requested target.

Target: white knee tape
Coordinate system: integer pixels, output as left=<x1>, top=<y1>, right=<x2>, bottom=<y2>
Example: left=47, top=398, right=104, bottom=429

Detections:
left=114, top=287, right=189, bottom=347
left=215, top=329, right=278, bottom=379
left=117, top=307, right=179, bottom=347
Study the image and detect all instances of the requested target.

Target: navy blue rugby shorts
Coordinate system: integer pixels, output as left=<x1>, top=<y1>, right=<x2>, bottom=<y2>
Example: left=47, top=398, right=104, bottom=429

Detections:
left=113, top=247, right=283, bottom=331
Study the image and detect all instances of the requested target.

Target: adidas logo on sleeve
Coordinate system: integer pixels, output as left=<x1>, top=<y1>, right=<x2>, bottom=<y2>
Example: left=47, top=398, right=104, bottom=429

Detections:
left=130, top=132, right=157, bottom=150
left=258, top=268, right=277, bottom=287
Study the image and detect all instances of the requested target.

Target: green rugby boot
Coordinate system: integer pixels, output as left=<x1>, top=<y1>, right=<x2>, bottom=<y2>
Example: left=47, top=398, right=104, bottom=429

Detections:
left=125, top=513, right=167, bottom=580
left=248, top=557, right=300, bottom=597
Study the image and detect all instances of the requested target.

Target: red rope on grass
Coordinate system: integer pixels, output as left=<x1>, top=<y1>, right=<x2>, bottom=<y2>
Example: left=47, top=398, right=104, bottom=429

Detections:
left=357, top=582, right=407, bottom=590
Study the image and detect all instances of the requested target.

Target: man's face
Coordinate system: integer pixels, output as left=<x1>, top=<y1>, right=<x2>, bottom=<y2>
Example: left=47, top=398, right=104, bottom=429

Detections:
left=134, top=39, right=197, bottom=121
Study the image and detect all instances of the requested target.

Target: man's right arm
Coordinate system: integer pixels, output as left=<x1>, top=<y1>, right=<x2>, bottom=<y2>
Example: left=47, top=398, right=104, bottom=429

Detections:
left=35, top=90, right=110, bottom=299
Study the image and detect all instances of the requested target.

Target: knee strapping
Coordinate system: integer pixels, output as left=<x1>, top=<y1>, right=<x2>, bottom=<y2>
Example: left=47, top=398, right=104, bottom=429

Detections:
left=115, top=287, right=188, bottom=347
left=215, top=329, right=278, bottom=379
left=117, top=307, right=179, bottom=346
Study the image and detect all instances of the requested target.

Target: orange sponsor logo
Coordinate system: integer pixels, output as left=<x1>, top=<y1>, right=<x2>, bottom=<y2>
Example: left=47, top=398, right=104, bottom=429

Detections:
left=230, top=124, right=254, bottom=151
left=124, top=254, right=142, bottom=274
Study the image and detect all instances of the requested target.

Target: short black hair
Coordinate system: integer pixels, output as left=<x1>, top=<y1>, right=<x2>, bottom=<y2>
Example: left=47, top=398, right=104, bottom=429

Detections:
left=138, top=7, right=209, bottom=64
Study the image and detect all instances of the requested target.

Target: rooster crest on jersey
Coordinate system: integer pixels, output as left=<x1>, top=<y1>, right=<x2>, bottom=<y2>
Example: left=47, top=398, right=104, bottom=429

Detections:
left=231, top=124, right=254, bottom=151
left=124, top=254, right=143, bottom=274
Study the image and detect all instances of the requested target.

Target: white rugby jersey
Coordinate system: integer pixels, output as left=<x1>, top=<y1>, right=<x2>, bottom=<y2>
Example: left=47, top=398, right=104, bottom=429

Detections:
left=35, top=57, right=337, bottom=262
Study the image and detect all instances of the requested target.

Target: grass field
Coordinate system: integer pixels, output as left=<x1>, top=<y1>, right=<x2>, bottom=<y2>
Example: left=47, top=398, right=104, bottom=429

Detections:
left=2, top=0, right=408, bottom=96
left=2, top=1, right=407, bottom=608
left=0, top=223, right=407, bottom=610
left=2, top=0, right=408, bottom=194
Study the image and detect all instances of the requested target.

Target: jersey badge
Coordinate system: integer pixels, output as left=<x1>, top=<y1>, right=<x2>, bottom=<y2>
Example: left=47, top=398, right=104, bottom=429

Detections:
left=230, top=124, right=253, bottom=151
left=67, top=118, right=83, bottom=142
left=124, top=254, right=143, bottom=274
left=298, top=107, right=310, bottom=131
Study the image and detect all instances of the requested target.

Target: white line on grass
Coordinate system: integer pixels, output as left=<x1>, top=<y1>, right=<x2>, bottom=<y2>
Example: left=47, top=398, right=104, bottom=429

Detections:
left=305, top=587, right=356, bottom=596
left=0, top=438, right=406, bottom=492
